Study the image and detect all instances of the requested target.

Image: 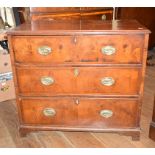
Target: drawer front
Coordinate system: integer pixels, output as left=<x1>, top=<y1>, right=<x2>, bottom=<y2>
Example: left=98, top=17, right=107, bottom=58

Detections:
left=16, top=67, right=141, bottom=96
left=76, top=35, right=143, bottom=64
left=20, top=98, right=139, bottom=128
left=12, top=35, right=143, bottom=64
left=13, top=36, right=75, bottom=64
left=20, top=98, right=77, bottom=125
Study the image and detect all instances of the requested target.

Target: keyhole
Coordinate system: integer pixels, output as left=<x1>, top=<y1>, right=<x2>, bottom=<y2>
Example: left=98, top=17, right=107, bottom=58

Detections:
left=73, top=36, right=77, bottom=44
left=75, top=99, right=79, bottom=105
left=74, top=68, right=79, bottom=77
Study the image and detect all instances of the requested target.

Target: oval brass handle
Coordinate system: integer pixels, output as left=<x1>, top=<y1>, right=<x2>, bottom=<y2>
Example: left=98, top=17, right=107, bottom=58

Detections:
left=101, top=46, right=116, bottom=55
left=100, top=110, right=113, bottom=118
left=41, top=76, right=54, bottom=85
left=43, top=108, right=56, bottom=117
left=101, top=77, right=115, bottom=86
left=38, top=46, right=52, bottom=56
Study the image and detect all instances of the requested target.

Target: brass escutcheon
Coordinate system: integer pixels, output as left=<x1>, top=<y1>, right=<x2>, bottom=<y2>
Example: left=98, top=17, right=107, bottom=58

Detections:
left=75, top=99, right=79, bottom=105
left=74, top=68, right=79, bottom=77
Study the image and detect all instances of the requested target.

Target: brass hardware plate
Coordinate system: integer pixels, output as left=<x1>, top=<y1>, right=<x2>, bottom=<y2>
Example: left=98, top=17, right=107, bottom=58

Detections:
left=41, top=76, right=54, bottom=85
left=38, top=46, right=52, bottom=56
left=100, top=110, right=113, bottom=118
left=101, top=14, right=106, bottom=20
left=73, top=36, right=77, bottom=44
left=75, top=99, right=79, bottom=105
left=43, top=108, right=56, bottom=117
left=74, top=68, right=79, bottom=77
left=101, top=77, right=115, bottom=86
left=101, top=46, right=116, bottom=55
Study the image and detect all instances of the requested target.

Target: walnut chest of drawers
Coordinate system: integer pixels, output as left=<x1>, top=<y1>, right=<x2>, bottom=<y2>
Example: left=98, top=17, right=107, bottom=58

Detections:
left=7, top=20, right=150, bottom=140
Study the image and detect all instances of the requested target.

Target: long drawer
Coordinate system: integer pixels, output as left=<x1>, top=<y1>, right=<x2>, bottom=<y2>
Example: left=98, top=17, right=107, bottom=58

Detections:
left=20, top=97, right=139, bottom=128
left=16, top=66, right=141, bottom=96
left=12, top=35, right=144, bottom=64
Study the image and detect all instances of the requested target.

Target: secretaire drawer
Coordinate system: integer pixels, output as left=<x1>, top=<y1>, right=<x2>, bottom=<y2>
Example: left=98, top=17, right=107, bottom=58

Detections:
left=12, top=35, right=144, bottom=64
left=20, top=97, right=139, bottom=128
left=16, top=66, right=141, bottom=96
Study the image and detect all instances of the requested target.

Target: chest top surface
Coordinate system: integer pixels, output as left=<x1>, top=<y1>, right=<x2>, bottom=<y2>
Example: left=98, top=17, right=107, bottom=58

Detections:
left=7, top=20, right=150, bottom=35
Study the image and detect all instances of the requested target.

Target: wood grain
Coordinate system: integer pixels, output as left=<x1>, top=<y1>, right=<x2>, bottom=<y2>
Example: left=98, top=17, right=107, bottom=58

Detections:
left=16, top=67, right=141, bottom=96
left=19, top=97, right=139, bottom=128
left=12, top=35, right=144, bottom=64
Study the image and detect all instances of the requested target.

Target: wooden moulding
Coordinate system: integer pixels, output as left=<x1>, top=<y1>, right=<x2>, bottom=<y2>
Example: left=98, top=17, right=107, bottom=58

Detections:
left=19, top=125, right=140, bottom=141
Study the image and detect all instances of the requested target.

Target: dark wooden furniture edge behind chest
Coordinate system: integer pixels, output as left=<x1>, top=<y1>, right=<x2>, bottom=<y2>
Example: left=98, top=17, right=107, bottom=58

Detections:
left=30, top=7, right=113, bottom=21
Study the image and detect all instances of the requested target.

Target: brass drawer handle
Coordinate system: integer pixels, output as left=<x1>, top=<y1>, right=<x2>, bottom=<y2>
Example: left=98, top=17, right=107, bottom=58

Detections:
left=101, top=46, right=116, bottom=55
left=41, top=76, right=54, bottom=85
left=101, top=77, right=115, bottom=86
left=43, top=108, right=56, bottom=117
left=100, top=110, right=113, bottom=118
left=38, top=46, right=52, bottom=56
